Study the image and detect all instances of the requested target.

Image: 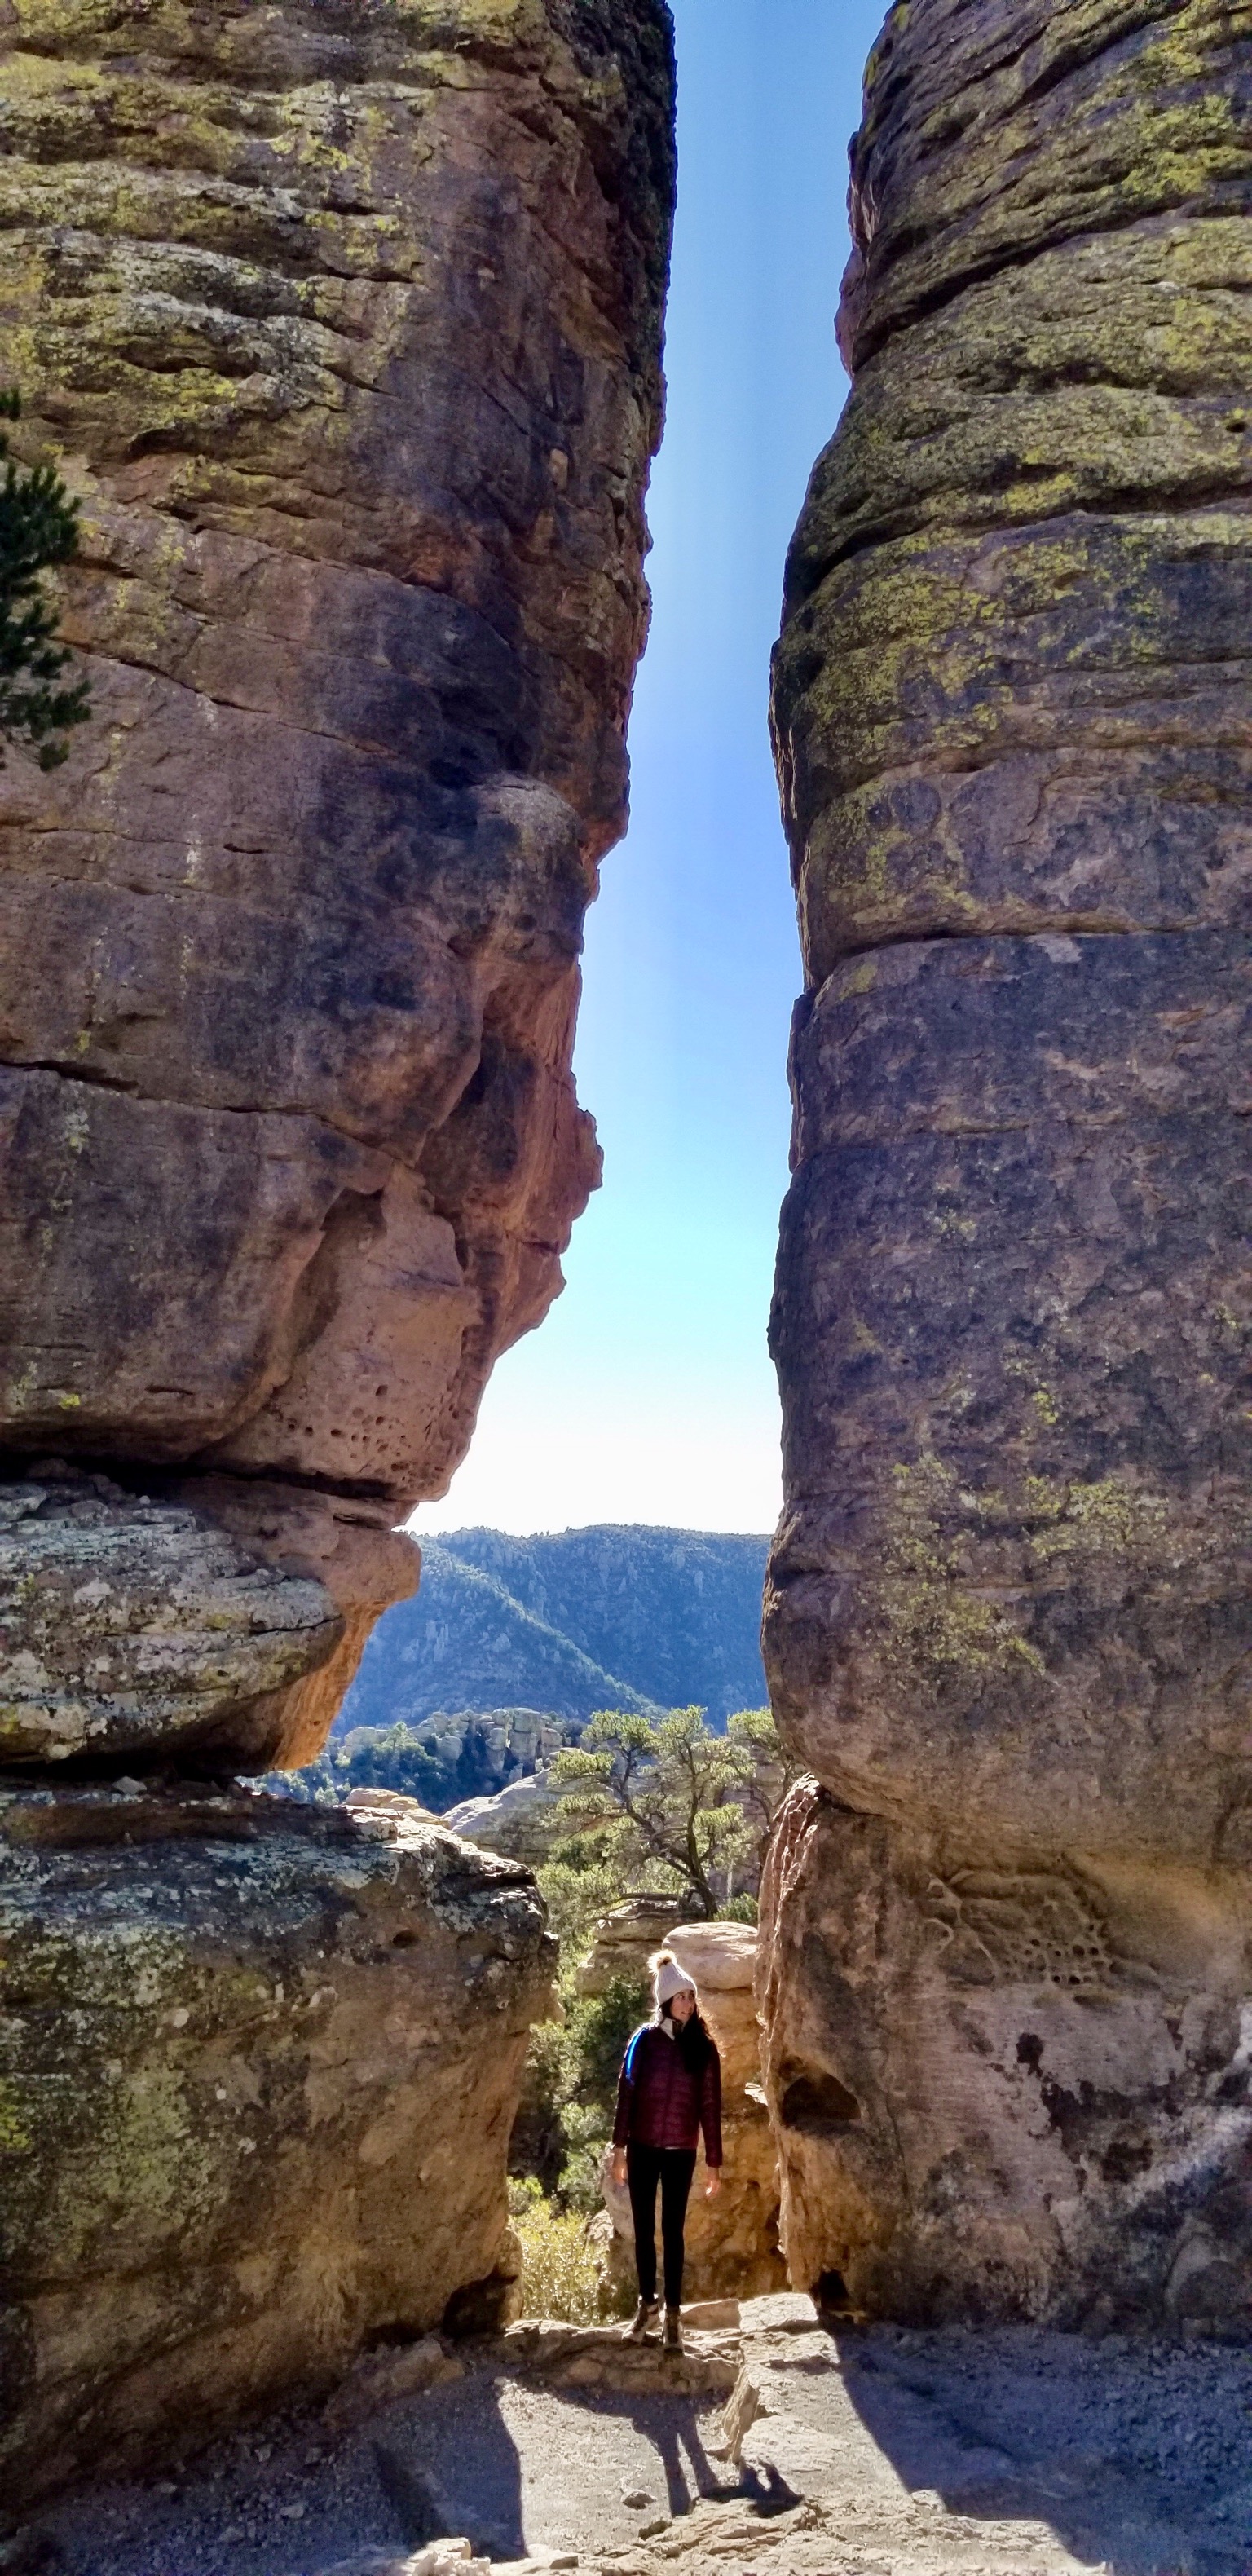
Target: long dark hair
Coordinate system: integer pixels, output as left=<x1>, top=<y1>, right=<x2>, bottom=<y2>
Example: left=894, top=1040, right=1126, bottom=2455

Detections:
left=653, top=1952, right=718, bottom=2071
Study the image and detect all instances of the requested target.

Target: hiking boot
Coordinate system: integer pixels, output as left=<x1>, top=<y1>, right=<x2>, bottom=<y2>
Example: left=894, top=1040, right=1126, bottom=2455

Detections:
left=663, top=2305, right=682, bottom=2351
left=628, top=2298, right=659, bottom=2342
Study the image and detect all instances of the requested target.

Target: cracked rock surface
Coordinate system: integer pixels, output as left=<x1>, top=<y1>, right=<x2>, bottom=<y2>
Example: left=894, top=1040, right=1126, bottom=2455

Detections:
left=0, top=11, right=672, bottom=2491
left=0, top=0, right=675, bottom=1761
left=0, top=1469, right=341, bottom=1769
left=763, top=0, right=1252, bottom=2325
left=0, top=1783, right=555, bottom=2507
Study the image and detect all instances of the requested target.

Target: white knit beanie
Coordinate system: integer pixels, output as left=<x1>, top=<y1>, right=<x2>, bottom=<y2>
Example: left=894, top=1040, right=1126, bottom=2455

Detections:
left=652, top=1950, right=696, bottom=2009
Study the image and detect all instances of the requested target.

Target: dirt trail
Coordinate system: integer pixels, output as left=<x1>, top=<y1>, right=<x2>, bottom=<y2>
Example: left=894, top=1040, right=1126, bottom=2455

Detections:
left=29, top=2300, right=1252, bottom=2576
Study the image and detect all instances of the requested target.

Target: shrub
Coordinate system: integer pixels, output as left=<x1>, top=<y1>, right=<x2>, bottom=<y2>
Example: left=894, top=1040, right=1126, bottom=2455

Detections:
left=507, top=2177, right=618, bottom=2323
left=535, top=1842, right=633, bottom=1962
left=566, top=1973, right=650, bottom=2112
left=510, top=1970, right=648, bottom=2203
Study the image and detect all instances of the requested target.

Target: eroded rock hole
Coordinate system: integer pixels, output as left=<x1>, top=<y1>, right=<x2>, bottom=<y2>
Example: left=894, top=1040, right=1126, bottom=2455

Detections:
left=1101, top=2136, right=1153, bottom=2185
left=443, top=2267, right=518, bottom=2338
left=780, top=2067, right=862, bottom=2133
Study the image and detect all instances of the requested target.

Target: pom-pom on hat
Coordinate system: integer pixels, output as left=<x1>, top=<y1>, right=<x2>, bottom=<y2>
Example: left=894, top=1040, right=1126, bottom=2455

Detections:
left=651, top=1949, right=696, bottom=2009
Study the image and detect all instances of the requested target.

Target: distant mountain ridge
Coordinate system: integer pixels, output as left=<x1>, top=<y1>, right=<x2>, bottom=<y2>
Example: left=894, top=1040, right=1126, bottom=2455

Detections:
left=335, top=1524, right=771, bottom=1734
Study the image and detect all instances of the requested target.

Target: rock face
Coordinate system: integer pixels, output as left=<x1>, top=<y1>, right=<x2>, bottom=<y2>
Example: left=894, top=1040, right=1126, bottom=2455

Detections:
left=600, top=1921, right=786, bottom=2303
left=0, top=0, right=673, bottom=2507
left=577, top=1893, right=686, bottom=1997
left=0, top=1467, right=342, bottom=1771
left=0, top=1781, right=554, bottom=2508
left=0, top=0, right=676, bottom=1764
left=763, top=0, right=1252, bottom=2325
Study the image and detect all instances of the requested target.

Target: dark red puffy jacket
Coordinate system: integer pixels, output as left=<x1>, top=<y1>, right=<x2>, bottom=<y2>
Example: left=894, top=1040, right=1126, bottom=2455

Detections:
left=613, top=2022, right=722, bottom=2163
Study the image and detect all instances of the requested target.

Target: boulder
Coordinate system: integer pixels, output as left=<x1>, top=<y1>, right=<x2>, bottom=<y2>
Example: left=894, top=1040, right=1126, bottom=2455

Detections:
left=172, top=1476, right=421, bottom=1772
left=0, top=1467, right=341, bottom=1772
left=443, top=1772, right=562, bottom=1863
left=0, top=0, right=676, bottom=1762
left=575, top=1896, right=686, bottom=1999
left=763, top=0, right=1252, bottom=2322
left=668, top=1923, right=760, bottom=2094
left=0, top=1458, right=419, bottom=1775
left=342, top=1787, right=443, bottom=1835
left=760, top=1780, right=1252, bottom=2328
left=0, top=1784, right=554, bottom=2508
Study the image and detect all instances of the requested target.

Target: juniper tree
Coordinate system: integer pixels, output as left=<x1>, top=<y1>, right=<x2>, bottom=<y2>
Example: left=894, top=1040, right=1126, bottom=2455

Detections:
left=0, top=391, right=90, bottom=770
left=548, top=1705, right=759, bottom=1920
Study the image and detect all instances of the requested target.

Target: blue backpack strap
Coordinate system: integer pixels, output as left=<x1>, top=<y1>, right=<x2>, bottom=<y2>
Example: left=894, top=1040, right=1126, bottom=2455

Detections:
left=623, top=2023, right=650, bottom=2083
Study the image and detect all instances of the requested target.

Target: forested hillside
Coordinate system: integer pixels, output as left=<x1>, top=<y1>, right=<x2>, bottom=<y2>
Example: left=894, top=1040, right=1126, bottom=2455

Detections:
left=336, top=1526, right=770, bottom=1733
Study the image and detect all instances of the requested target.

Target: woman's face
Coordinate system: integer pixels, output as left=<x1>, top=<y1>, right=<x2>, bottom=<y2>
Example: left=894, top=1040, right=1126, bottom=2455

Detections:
left=668, top=1986, right=696, bottom=2023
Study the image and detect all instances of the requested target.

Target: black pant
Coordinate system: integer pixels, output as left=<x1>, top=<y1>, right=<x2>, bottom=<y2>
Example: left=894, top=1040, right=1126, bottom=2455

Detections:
left=626, top=2143, right=697, bottom=2309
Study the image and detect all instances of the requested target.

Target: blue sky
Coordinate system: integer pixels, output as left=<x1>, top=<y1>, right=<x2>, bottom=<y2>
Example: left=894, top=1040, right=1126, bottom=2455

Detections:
left=415, top=0, right=887, bottom=1538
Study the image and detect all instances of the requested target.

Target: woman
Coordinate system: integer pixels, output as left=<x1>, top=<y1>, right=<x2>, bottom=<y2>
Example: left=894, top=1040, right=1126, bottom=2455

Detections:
left=611, top=1949, right=722, bottom=2349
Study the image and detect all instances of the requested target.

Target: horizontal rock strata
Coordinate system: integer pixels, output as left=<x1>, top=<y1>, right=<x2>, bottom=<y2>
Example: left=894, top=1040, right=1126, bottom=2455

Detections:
left=0, top=0, right=673, bottom=2508
left=764, top=0, right=1252, bottom=2323
left=0, top=1467, right=341, bottom=1771
left=0, top=0, right=676, bottom=1762
left=0, top=1782, right=554, bottom=2508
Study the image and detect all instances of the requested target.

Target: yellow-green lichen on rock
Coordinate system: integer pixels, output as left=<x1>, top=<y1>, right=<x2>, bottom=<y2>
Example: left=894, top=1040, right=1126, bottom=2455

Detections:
left=0, top=0, right=676, bottom=2516
left=763, top=0, right=1252, bottom=2327
left=0, top=1781, right=555, bottom=2509
left=0, top=0, right=676, bottom=1748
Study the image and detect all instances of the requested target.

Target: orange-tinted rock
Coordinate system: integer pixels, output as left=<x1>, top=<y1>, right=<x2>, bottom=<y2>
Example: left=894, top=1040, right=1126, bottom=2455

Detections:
left=0, top=0, right=676, bottom=1764
left=0, top=13, right=673, bottom=2501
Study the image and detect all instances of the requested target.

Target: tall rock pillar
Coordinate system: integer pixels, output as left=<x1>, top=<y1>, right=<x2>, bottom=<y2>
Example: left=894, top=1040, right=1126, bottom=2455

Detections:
left=0, top=0, right=675, bottom=1768
left=0, top=0, right=674, bottom=2505
left=762, top=0, right=1252, bottom=2326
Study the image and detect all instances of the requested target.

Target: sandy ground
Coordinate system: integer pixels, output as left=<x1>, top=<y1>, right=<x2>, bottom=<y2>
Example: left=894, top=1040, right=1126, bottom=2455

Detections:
left=29, top=2318, right=1252, bottom=2576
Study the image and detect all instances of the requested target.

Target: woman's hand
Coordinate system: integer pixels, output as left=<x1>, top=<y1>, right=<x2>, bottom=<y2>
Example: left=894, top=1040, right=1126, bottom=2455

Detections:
left=611, top=2150, right=628, bottom=2189
left=704, top=2170, right=722, bottom=2199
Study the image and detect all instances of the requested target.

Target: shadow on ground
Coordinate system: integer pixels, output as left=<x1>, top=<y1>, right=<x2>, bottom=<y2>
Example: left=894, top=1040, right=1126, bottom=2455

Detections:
left=373, top=2371, right=765, bottom=2557
left=37, top=2323, right=1252, bottom=2576
left=829, top=2325, right=1252, bottom=2576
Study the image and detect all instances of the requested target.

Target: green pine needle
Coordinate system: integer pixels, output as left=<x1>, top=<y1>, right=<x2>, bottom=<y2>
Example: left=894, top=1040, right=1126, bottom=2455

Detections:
left=0, top=392, right=90, bottom=770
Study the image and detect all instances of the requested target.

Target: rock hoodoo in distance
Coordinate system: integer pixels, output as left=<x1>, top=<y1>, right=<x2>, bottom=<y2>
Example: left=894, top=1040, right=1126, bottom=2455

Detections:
left=762, top=0, right=1252, bottom=2327
left=0, top=0, right=675, bottom=2508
